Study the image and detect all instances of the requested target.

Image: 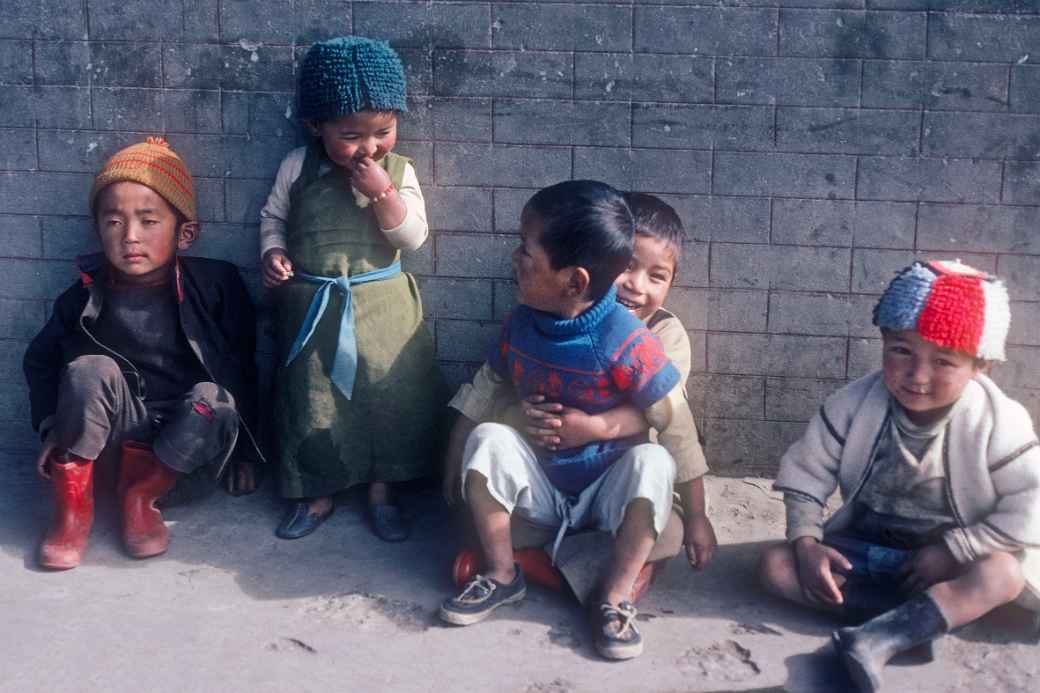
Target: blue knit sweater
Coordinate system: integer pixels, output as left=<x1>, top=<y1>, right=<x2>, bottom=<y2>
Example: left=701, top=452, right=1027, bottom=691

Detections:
left=489, top=286, right=680, bottom=494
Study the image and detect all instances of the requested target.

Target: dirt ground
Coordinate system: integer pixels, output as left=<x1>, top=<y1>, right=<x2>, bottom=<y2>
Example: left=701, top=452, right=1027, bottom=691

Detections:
left=2, top=474, right=1037, bottom=692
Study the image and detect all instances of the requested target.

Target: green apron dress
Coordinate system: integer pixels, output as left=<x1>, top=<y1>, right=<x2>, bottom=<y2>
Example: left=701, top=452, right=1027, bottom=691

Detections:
left=275, top=145, right=447, bottom=498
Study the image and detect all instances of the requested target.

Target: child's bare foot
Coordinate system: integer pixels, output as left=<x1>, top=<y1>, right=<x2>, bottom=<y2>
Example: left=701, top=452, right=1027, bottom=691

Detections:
left=275, top=495, right=333, bottom=539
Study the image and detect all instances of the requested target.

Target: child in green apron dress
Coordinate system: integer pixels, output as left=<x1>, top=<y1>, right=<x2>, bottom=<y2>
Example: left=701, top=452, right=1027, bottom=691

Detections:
left=260, top=36, right=446, bottom=542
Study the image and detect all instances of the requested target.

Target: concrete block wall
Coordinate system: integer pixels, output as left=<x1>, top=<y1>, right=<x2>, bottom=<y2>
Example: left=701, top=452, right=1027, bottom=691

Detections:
left=3, top=1, right=1040, bottom=478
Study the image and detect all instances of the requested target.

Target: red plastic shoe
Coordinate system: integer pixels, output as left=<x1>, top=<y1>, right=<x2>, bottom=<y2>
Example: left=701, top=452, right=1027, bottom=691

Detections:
left=119, top=441, right=179, bottom=558
left=453, top=547, right=564, bottom=591
left=39, top=453, right=95, bottom=570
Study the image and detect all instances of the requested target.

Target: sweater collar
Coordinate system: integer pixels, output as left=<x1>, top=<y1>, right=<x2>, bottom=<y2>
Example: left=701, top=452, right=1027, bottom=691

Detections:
left=529, top=286, right=618, bottom=336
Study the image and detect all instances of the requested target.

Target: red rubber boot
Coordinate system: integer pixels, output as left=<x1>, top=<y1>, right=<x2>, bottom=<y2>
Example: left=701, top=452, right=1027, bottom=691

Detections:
left=453, top=547, right=564, bottom=591
left=39, top=453, right=95, bottom=570
left=119, top=441, right=178, bottom=559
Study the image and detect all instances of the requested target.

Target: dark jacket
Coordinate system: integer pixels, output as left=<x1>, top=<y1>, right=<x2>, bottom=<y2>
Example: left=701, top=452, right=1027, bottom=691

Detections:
left=23, top=254, right=265, bottom=473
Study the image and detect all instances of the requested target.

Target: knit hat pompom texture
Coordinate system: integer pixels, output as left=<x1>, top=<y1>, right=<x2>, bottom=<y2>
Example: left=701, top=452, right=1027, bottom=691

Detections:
left=874, top=260, right=1010, bottom=361
left=298, top=36, right=407, bottom=121
left=90, top=137, right=196, bottom=222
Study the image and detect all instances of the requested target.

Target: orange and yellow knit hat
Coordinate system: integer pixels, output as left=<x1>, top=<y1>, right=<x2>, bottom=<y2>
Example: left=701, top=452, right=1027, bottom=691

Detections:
left=89, top=137, right=196, bottom=221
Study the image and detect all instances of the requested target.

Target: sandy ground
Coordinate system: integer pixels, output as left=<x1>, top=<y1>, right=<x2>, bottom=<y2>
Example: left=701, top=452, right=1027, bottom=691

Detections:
left=2, top=473, right=1037, bottom=693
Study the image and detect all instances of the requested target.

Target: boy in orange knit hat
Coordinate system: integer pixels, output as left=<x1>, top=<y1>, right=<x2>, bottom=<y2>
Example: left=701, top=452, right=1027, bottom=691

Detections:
left=23, top=137, right=264, bottom=569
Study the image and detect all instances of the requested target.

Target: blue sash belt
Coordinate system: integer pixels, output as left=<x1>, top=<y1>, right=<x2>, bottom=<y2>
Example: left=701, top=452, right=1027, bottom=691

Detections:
left=284, top=261, right=402, bottom=399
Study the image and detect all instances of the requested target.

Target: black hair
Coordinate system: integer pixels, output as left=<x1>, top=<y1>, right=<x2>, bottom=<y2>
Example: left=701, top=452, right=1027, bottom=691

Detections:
left=522, top=180, right=634, bottom=299
left=623, top=192, right=686, bottom=259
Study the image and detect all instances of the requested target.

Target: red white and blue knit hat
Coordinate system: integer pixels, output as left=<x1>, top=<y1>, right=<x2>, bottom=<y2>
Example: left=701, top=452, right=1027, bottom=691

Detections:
left=873, top=259, right=1010, bottom=361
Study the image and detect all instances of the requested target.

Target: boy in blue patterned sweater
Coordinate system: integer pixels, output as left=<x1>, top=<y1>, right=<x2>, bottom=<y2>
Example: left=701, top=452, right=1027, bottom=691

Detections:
left=440, top=180, right=682, bottom=660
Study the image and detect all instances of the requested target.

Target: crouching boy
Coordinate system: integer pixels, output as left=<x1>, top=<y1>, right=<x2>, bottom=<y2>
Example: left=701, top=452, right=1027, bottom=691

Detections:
left=759, top=260, right=1040, bottom=692
left=24, top=138, right=263, bottom=569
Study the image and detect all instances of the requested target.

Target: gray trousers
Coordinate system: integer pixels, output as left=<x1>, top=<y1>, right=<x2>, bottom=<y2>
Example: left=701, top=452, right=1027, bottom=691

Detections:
left=52, top=355, right=239, bottom=474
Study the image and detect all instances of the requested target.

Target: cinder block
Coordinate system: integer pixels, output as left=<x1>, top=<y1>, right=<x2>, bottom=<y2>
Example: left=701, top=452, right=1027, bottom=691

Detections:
left=393, top=141, right=433, bottom=181
left=776, top=107, right=919, bottom=156
left=493, top=280, right=517, bottom=321
left=663, top=287, right=709, bottom=331
left=717, top=57, right=860, bottom=107
left=0, top=214, right=40, bottom=257
left=712, top=243, right=851, bottom=292
left=435, top=319, right=501, bottom=362
left=1010, top=65, right=1040, bottom=113
left=431, top=98, right=492, bottom=142
left=92, top=88, right=163, bottom=131
left=918, top=203, right=1040, bottom=255
left=0, top=383, right=31, bottom=422
left=436, top=233, right=516, bottom=279
left=673, top=240, right=709, bottom=289
left=929, top=13, right=1040, bottom=62
left=923, top=62, right=1010, bottom=112
left=294, top=0, right=352, bottom=43
left=183, top=223, right=257, bottom=270
left=399, top=48, right=433, bottom=97
left=573, top=147, right=711, bottom=195
left=88, top=0, right=177, bottom=40
left=772, top=198, right=854, bottom=247
left=164, top=44, right=225, bottom=89
left=5, top=0, right=86, bottom=40
left=220, top=1, right=296, bottom=42
left=33, top=41, right=90, bottom=86
left=355, top=2, right=490, bottom=49
left=708, top=333, right=847, bottom=378
left=0, top=258, right=74, bottom=299
left=0, top=128, right=36, bottom=170
left=493, top=188, right=537, bottom=233
left=0, top=297, right=44, bottom=339
left=90, top=42, right=162, bottom=87
left=425, top=186, right=492, bottom=233
left=0, top=420, right=48, bottom=452
left=164, top=90, right=223, bottom=133
left=1004, top=161, right=1040, bottom=205
left=666, top=195, right=770, bottom=244
left=1001, top=345, right=1040, bottom=389
left=435, top=143, right=570, bottom=187
left=33, top=87, right=93, bottom=130
left=848, top=337, right=881, bottom=378
left=439, top=360, right=482, bottom=393
left=0, top=86, right=32, bottom=127
left=165, top=134, right=227, bottom=178
left=183, top=0, right=221, bottom=42
left=221, top=45, right=295, bottom=92
left=714, top=152, right=857, bottom=198
left=224, top=135, right=291, bottom=180
left=40, top=215, right=93, bottom=259
left=635, top=6, right=777, bottom=56
left=633, top=104, right=774, bottom=151
left=688, top=330, right=707, bottom=374
left=848, top=293, right=880, bottom=338
left=0, top=40, right=32, bottom=85
left=702, top=374, right=765, bottom=420
left=1009, top=301, right=1040, bottom=346
left=417, top=277, right=493, bottom=320
left=225, top=178, right=272, bottom=225
left=780, top=9, right=926, bottom=59
left=708, top=289, right=768, bottom=333
left=858, top=156, right=1002, bottom=203
left=0, top=171, right=91, bottom=216
left=401, top=242, right=433, bottom=276
left=765, top=377, right=844, bottom=423
left=434, top=50, right=572, bottom=98
left=862, top=60, right=923, bottom=109
left=849, top=248, right=995, bottom=294
left=997, top=254, right=1040, bottom=301
left=575, top=53, right=713, bottom=103
left=769, top=292, right=852, bottom=336
left=495, top=100, right=630, bottom=147
left=852, top=200, right=916, bottom=249
left=924, top=111, right=1040, bottom=159
left=494, top=4, right=630, bottom=51
left=705, top=418, right=805, bottom=477
left=0, top=339, right=29, bottom=383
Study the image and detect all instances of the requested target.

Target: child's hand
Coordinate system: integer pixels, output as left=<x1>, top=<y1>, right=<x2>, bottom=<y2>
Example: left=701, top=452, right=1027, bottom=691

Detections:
left=794, top=537, right=852, bottom=607
left=262, top=249, right=294, bottom=288
left=683, top=512, right=717, bottom=571
left=899, top=542, right=959, bottom=593
left=522, top=395, right=604, bottom=450
left=352, top=155, right=392, bottom=199
left=35, top=432, right=58, bottom=480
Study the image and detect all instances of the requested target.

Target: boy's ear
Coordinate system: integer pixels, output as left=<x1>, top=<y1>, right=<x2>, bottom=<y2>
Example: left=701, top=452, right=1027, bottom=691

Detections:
left=177, top=221, right=200, bottom=251
left=565, top=267, right=591, bottom=298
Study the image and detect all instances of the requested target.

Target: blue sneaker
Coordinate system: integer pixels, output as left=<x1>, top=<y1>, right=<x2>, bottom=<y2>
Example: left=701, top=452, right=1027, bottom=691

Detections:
left=439, top=565, right=526, bottom=626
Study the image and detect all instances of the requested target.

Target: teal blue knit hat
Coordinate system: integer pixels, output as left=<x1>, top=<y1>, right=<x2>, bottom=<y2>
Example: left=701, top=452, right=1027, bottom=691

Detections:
left=298, top=36, right=408, bottom=121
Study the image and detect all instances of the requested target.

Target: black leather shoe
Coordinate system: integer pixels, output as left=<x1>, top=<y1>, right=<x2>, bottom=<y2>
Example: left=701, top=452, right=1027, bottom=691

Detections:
left=275, top=500, right=333, bottom=539
left=369, top=503, right=410, bottom=542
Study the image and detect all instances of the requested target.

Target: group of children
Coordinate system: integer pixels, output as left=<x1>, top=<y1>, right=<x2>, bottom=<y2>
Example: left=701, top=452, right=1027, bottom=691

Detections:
left=22, top=35, right=1040, bottom=690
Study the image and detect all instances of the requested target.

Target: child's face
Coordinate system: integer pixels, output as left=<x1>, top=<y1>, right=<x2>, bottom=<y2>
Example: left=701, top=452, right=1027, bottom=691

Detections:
left=313, top=110, right=397, bottom=172
left=615, top=233, right=677, bottom=322
left=881, top=329, right=981, bottom=425
left=95, top=182, right=194, bottom=286
left=512, top=213, right=570, bottom=315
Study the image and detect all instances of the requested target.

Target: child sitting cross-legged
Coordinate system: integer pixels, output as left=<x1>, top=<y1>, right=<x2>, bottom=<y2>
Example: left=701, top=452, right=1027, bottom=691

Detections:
left=440, top=181, right=690, bottom=660
left=759, top=260, right=1040, bottom=692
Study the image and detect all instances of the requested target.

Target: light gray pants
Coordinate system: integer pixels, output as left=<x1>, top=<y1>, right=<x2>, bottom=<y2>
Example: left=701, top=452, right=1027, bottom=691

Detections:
left=52, top=355, right=239, bottom=474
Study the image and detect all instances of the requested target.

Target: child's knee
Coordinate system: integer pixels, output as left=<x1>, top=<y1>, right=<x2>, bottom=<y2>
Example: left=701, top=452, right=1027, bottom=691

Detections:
left=63, top=354, right=122, bottom=388
left=977, top=551, right=1026, bottom=603
left=187, top=382, right=237, bottom=419
left=628, top=444, right=676, bottom=485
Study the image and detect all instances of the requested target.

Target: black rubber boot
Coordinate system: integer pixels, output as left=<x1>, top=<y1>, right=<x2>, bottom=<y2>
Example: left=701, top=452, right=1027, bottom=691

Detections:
left=841, top=579, right=905, bottom=625
left=832, top=592, right=949, bottom=692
